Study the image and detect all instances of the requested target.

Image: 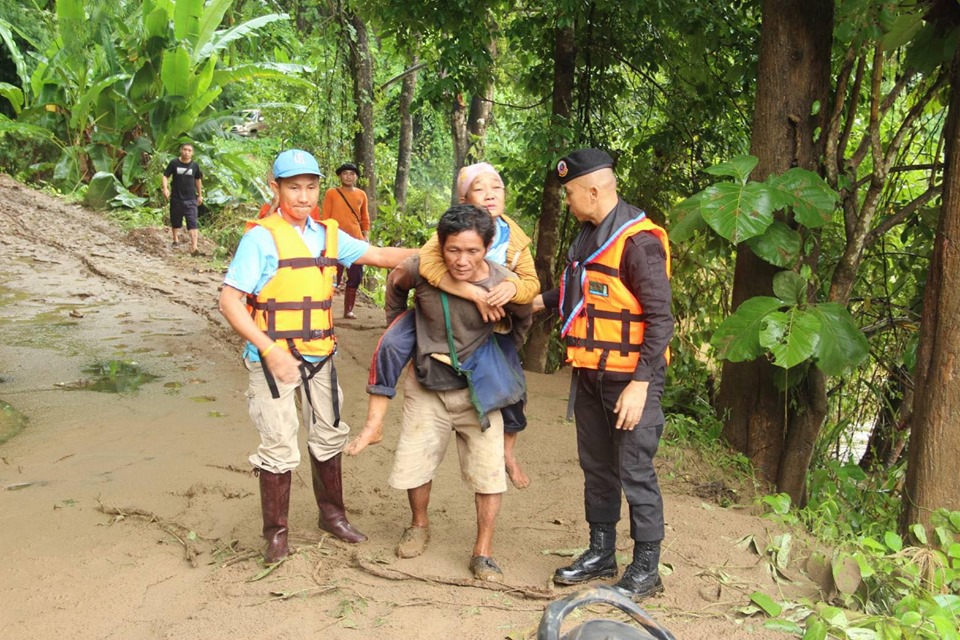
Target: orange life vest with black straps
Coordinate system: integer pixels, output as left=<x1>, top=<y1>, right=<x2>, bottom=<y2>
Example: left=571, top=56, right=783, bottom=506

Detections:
left=245, top=214, right=340, bottom=358
left=560, top=215, right=671, bottom=373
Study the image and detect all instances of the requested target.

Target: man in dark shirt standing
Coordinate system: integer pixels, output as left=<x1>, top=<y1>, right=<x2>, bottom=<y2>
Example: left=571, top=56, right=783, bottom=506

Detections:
left=534, top=148, right=673, bottom=601
left=161, top=143, right=204, bottom=254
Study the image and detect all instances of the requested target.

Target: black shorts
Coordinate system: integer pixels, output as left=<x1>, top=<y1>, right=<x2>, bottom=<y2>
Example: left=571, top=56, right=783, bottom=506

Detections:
left=170, top=199, right=199, bottom=230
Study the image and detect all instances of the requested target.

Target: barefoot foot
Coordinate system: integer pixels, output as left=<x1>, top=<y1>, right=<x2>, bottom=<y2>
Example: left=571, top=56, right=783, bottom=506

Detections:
left=505, top=455, right=530, bottom=489
left=345, top=425, right=384, bottom=456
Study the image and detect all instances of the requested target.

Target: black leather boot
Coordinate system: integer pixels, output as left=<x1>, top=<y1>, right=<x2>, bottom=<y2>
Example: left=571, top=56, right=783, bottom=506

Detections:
left=613, top=540, right=664, bottom=600
left=259, top=469, right=291, bottom=564
left=553, top=522, right=618, bottom=585
left=310, top=452, right=367, bottom=543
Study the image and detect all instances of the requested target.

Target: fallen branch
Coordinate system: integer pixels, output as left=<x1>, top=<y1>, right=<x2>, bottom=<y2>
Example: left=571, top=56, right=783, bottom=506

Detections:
left=219, top=550, right=260, bottom=567
left=391, top=597, right=542, bottom=612
left=249, top=585, right=339, bottom=606
left=96, top=500, right=206, bottom=568
left=354, top=555, right=556, bottom=601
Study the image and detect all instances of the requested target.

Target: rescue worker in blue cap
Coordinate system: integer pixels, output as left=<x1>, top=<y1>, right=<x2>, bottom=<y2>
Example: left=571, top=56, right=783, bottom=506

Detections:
left=533, top=148, right=674, bottom=600
left=218, top=149, right=417, bottom=564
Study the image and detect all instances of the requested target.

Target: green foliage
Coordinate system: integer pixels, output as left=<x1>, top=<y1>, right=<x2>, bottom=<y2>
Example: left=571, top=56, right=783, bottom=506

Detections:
left=83, top=171, right=147, bottom=209
left=804, top=460, right=903, bottom=540
left=751, top=467, right=960, bottom=639
left=371, top=190, right=438, bottom=248
left=671, top=155, right=837, bottom=246
left=0, top=0, right=300, bottom=206
left=678, top=156, right=867, bottom=379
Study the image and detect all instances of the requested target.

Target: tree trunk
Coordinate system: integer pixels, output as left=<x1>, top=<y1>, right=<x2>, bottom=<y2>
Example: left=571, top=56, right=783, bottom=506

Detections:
left=393, top=55, right=418, bottom=213
left=450, top=40, right=496, bottom=204
left=859, top=367, right=911, bottom=470
left=467, top=93, right=493, bottom=164
left=778, top=367, right=828, bottom=500
left=900, top=43, right=960, bottom=532
left=522, top=25, right=576, bottom=373
left=345, top=11, right=377, bottom=221
left=451, top=94, right=468, bottom=205
left=449, top=92, right=494, bottom=205
left=716, top=0, right=833, bottom=500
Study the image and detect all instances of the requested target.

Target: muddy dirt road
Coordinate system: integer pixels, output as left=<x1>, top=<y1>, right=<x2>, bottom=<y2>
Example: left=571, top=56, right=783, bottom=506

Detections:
left=0, top=175, right=814, bottom=639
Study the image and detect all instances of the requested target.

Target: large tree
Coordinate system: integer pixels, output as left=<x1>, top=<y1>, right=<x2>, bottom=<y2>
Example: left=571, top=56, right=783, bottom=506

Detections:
left=392, top=54, right=418, bottom=212
left=342, top=8, right=377, bottom=219
left=901, top=3, right=960, bottom=532
left=522, top=23, right=575, bottom=373
left=716, top=0, right=834, bottom=497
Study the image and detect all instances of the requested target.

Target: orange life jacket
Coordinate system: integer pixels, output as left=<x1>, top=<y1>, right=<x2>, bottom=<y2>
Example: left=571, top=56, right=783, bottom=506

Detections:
left=245, top=214, right=339, bottom=358
left=560, top=215, right=671, bottom=373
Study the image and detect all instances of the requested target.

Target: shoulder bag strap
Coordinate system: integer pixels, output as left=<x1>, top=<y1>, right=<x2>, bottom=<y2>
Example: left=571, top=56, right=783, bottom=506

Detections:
left=335, top=188, right=363, bottom=226
left=440, top=292, right=463, bottom=370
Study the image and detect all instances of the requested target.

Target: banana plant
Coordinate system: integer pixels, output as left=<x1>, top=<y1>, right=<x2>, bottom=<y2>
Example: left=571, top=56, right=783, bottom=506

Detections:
left=671, top=155, right=868, bottom=380
left=0, top=0, right=307, bottom=199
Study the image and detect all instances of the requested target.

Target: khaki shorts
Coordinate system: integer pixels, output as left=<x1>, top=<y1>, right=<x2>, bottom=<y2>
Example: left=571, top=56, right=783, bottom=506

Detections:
left=244, top=357, right=350, bottom=474
left=389, top=374, right=506, bottom=494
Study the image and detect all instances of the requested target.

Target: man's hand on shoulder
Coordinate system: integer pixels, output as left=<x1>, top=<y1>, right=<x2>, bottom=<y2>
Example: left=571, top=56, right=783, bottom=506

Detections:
left=474, top=296, right=506, bottom=323
left=485, top=280, right=517, bottom=308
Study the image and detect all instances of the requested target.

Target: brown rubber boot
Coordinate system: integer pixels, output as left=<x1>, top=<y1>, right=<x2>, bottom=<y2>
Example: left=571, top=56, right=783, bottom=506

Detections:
left=310, top=452, right=367, bottom=543
left=258, top=469, right=291, bottom=564
left=343, top=287, right=358, bottom=319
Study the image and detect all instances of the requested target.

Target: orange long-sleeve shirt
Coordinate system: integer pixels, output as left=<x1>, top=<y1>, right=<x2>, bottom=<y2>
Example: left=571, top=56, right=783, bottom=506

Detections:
left=320, top=187, right=369, bottom=240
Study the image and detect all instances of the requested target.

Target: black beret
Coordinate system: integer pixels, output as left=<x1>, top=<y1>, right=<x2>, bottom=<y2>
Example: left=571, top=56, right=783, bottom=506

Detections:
left=556, top=148, right=614, bottom=184
left=335, top=162, right=360, bottom=176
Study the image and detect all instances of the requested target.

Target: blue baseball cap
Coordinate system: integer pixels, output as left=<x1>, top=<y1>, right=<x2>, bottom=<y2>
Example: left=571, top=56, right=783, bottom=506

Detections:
left=272, top=149, right=324, bottom=179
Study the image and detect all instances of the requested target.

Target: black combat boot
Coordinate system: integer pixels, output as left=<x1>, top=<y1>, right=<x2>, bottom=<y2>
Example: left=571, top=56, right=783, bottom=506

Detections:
left=553, top=522, right=618, bottom=585
left=613, top=540, right=664, bottom=600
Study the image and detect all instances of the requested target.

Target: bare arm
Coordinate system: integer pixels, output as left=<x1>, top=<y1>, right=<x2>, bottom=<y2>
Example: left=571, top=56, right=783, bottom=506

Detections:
left=195, top=178, right=203, bottom=205
left=385, top=258, right=418, bottom=323
left=218, top=284, right=300, bottom=384
left=355, top=246, right=418, bottom=269
left=161, top=175, right=170, bottom=200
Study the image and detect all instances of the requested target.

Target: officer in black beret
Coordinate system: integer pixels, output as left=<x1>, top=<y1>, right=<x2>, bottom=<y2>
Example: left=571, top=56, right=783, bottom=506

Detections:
left=534, top=148, right=674, bottom=601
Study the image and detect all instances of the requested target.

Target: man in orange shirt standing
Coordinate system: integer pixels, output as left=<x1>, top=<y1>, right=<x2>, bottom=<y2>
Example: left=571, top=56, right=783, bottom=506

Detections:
left=321, top=162, right=370, bottom=319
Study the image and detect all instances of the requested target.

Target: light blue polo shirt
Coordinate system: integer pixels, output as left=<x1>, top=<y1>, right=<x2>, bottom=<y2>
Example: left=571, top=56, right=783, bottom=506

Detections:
left=224, top=214, right=370, bottom=362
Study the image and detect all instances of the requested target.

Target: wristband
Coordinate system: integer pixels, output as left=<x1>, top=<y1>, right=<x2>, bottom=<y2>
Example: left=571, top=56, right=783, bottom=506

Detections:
left=261, top=342, right=277, bottom=358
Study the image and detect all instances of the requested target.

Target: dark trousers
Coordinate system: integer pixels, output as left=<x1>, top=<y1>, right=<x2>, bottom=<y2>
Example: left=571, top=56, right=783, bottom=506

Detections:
left=337, top=263, right=363, bottom=288
left=367, top=309, right=527, bottom=432
left=573, top=368, right=664, bottom=542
